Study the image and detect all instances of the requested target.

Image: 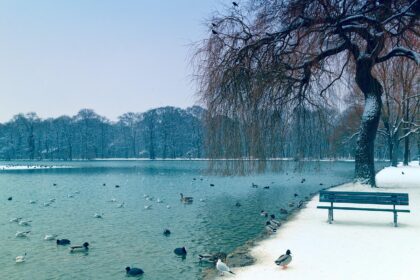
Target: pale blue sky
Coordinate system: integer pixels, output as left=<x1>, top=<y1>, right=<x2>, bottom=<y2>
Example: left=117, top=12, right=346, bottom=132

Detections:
left=0, top=0, right=222, bottom=122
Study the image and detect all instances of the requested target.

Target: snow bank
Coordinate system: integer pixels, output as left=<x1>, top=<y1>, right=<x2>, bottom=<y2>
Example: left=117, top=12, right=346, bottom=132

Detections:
left=0, top=165, right=70, bottom=170
left=219, top=162, right=420, bottom=280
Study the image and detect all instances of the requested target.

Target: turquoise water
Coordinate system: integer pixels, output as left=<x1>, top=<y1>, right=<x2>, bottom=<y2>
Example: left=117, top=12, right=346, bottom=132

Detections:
left=0, top=160, right=381, bottom=279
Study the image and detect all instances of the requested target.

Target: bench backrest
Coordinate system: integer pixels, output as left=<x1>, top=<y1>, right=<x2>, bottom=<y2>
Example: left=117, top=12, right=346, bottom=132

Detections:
left=319, top=191, right=409, bottom=206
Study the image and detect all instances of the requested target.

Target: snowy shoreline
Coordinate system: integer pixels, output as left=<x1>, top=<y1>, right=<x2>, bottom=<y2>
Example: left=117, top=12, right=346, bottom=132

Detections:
left=216, top=162, right=420, bottom=280
left=0, top=164, right=71, bottom=171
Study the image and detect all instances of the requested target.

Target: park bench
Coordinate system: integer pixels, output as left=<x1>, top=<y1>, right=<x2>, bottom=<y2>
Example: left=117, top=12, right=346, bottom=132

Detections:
left=317, top=191, right=410, bottom=227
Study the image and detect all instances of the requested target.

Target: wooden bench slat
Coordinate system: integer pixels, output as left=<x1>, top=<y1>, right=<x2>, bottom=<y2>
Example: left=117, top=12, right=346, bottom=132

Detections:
left=317, top=206, right=411, bottom=213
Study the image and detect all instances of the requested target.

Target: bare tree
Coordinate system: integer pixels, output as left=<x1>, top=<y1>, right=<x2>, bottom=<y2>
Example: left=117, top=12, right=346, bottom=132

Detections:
left=195, top=0, right=419, bottom=186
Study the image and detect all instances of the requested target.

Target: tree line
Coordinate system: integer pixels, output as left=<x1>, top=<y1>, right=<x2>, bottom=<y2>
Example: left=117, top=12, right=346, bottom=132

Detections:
left=0, top=101, right=417, bottom=163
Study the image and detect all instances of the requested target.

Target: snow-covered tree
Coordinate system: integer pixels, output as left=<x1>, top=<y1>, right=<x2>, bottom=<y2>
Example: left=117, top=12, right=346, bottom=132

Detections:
left=195, top=0, right=419, bottom=186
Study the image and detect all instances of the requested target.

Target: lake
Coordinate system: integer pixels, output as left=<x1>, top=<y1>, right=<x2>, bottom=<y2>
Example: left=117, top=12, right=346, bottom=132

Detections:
left=0, top=160, right=385, bottom=279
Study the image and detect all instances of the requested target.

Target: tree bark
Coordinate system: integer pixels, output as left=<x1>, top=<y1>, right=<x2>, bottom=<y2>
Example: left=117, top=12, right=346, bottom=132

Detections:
left=354, top=60, right=383, bottom=187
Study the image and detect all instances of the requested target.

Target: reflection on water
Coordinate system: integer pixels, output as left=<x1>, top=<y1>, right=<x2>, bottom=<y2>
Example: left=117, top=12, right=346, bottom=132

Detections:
left=0, top=160, right=385, bottom=279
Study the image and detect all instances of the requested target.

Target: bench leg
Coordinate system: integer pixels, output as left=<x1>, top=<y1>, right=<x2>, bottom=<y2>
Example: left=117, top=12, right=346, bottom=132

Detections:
left=328, top=208, right=333, bottom=224
left=393, top=211, right=398, bottom=227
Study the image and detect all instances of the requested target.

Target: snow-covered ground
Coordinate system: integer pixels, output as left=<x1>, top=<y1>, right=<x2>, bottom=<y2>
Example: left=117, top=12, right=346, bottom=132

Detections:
left=219, top=162, right=420, bottom=280
left=0, top=164, right=70, bottom=170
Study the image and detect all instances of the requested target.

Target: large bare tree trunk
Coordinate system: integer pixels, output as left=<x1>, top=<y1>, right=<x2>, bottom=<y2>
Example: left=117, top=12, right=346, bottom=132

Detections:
left=354, top=60, right=383, bottom=187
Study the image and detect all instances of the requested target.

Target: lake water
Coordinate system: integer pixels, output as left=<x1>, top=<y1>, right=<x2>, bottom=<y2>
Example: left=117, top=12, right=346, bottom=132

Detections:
left=0, top=160, right=385, bottom=279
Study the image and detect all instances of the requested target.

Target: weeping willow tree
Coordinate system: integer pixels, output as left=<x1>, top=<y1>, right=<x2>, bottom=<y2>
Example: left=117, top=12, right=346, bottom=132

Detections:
left=194, top=0, right=419, bottom=186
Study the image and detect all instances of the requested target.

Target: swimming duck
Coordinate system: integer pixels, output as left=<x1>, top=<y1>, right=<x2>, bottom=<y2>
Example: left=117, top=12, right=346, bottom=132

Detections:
left=117, top=202, right=125, bottom=208
left=180, top=193, right=193, bottom=203
left=275, top=249, right=292, bottom=268
left=210, top=183, right=215, bottom=187
left=144, top=205, right=152, bottom=210
left=288, top=202, right=295, bottom=208
left=18, top=220, right=31, bottom=226
left=235, top=202, right=241, bottom=207
left=8, top=196, right=13, bottom=201
left=44, top=234, right=58, bottom=241
left=15, top=253, right=26, bottom=263
left=260, top=210, right=268, bottom=217
left=125, top=266, right=144, bottom=276
left=15, top=231, right=30, bottom=238
left=166, top=205, right=171, bottom=209
left=156, top=198, right=163, bottom=203
left=263, top=186, right=270, bottom=189
left=94, top=213, right=103, bottom=218
left=216, top=259, right=235, bottom=276
left=29, top=200, right=37, bottom=204
left=265, top=221, right=277, bottom=233
left=269, top=215, right=281, bottom=227
left=251, top=183, right=258, bottom=188
left=174, top=247, right=187, bottom=256
left=199, top=252, right=227, bottom=263
left=280, top=208, right=288, bottom=215
left=10, top=217, right=22, bottom=223
left=70, top=242, right=89, bottom=252
left=163, top=229, right=171, bottom=236
left=56, top=239, right=71, bottom=245
left=43, top=202, right=51, bottom=207
left=67, top=194, right=74, bottom=198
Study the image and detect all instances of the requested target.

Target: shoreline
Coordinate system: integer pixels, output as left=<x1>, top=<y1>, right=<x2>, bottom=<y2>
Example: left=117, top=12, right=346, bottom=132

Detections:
left=214, top=162, right=419, bottom=279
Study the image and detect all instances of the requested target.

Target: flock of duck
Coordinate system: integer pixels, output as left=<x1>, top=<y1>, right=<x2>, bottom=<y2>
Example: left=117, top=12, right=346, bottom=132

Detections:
left=5, top=173, right=320, bottom=278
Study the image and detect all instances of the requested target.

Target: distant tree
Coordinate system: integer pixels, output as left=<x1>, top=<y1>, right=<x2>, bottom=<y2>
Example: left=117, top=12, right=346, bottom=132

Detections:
left=195, top=0, right=419, bottom=186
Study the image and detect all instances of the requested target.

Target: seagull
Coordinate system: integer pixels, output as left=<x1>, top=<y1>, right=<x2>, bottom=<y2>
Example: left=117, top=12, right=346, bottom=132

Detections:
left=126, top=266, right=144, bottom=276
left=15, top=253, right=27, bottom=263
left=16, top=231, right=30, bottom=238
left=44, top=234, right=58, bottom=241
left=216, top=259, right=235, bottom=275
left=275, top=249, right=292, bottom=268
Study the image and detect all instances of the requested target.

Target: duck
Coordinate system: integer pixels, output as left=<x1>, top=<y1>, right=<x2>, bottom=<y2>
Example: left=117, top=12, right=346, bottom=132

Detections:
left=210, top=183, right=215, bottom=187
left=70, top=242, right=89, bottom=252
left=260, top=210, right=268, bottom=217
left=94, top=213, right=104, bottom=218
left=174, top=246, right=187, bottom=256
left=275, top=249, right=292, bottom=268
left=115, top=185, right=120, bottom=188
left=216, top=259, right=235, bottom=275
left=200, top=198, right=206, bottom=202
left=8, top=196, right=13, bottom=201
left=117, top=202, right=125, bottom=208
left=199, top=252, right=227, bottom=263
left=15, top=231, right=30, bottom=238
left=235, top=202, right=241, bottom=207
left=126, top=266, right=144, bottom=276
left=108, top=198, right=117, bottom=202
left=18, top=220, right=31, bottom=226
left=10, top=217, right=22, bottom=223
left=44, top=234, right=58, bottom=241
left=251, top=183, right=258, bottom=188
left=180, top=193, right=193, bottom=203
left=15, top=253, right=26, bottom=263
left=144, top=205, right=152, bottom=210
left=294, top=193, right=299, bottom=197
left=288, top=202, right=295, bottom=208
left=298, top=200, right=304, bottom=208
left=163, top=229, right=171, bottom=236
left=265, top=221, right=277, bottom=233
left=263, top=186, right=270, bottom=189
left=29, top=200, right=37, bottom=204
left=166, top=205, right=171, bottom=209
left=56, top=239, right=71, bottom=245
left=43, top=202, right=51, bottom=207
left=280, top=208, right=288, bottom=214
left=301, top=178, right=306, bottom=183
left=269, top=214, right=281, bottom=227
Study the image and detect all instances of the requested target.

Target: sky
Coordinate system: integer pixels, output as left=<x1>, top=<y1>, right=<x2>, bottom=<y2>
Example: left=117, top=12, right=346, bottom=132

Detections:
left=0, top=0, right=223, bottom=122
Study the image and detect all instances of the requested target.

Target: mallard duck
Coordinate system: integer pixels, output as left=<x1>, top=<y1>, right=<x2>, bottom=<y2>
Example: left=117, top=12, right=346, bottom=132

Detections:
left=180, top=193, right=193, bottom=203
left=56, top=239, right=71, bottom=245
left=265, top=221, right=277, bottom=233
left=70, top=242, right=89, bottom=252
left=216, top=259, right=235, bottom=275
left=275, top=249, right=292, bottom=268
